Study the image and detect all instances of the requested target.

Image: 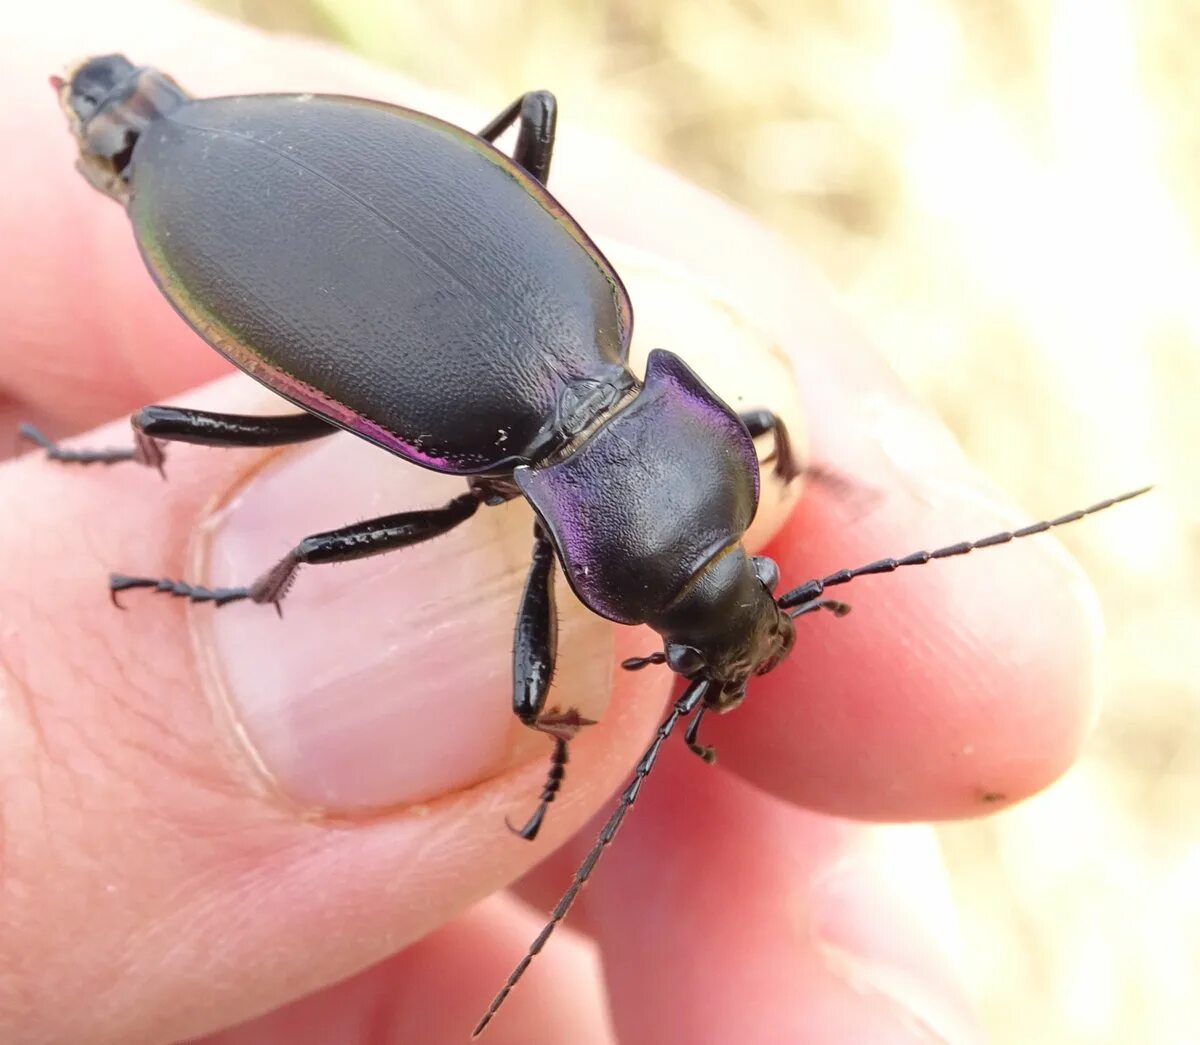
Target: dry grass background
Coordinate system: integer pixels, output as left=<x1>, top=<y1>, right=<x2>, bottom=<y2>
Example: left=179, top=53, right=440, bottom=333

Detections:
left=201, top=2, right=1198, bottom=1041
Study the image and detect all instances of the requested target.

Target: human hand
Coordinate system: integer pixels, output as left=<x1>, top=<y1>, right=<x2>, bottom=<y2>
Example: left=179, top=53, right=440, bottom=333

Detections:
left=0, top=3, right=1103, bottom=1042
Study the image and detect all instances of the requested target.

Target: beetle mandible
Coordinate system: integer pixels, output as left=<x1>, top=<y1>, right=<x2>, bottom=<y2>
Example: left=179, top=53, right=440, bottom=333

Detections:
left=25, top=55, right=1150, bottom=1036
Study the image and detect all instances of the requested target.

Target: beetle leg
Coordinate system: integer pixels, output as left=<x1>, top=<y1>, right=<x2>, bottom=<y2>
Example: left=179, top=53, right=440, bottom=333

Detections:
left=19, top=408, right=334, bottom=478
left=683, top=706, right=716, bottom=764
left=132, top=405, right=333, bottom=449
left=507, top=522, right=594, bottom=842
left=478, top=91, right=557, bottom=185
left=110, top=490, right=481, bottom=612
left=740, top=409, right=876, bottom=506
left=739, top=409, right=802, bottom=483
left=17, top=422, right=162, bottom=473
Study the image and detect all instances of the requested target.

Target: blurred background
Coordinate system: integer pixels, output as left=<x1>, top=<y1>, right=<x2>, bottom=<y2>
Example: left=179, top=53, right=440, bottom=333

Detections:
left=203, top=2, right=1197, bottom=1041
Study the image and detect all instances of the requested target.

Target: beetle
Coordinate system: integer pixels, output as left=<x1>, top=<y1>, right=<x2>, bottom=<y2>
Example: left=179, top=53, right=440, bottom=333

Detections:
left=24, top=54, right=1149, bottom=1035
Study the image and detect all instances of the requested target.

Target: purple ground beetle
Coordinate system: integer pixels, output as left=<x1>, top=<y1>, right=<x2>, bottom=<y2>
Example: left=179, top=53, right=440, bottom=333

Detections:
left=24, top=55, right=1150, bottom=1035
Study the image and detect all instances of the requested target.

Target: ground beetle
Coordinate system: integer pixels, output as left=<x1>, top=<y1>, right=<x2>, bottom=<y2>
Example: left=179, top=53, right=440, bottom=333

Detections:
left=25, top=54, right=1150, bottom=1035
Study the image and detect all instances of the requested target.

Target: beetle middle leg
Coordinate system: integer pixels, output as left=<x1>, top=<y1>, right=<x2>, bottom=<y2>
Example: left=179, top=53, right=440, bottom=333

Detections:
left=111, top=490, right=482, bottom=612
left=507, top=521, right=594, bottom=842
left=478, top=91, right=557, bottom=185
left=683, top=706, right=716, bottom=764
left=20, top=406, right=334, bottom=477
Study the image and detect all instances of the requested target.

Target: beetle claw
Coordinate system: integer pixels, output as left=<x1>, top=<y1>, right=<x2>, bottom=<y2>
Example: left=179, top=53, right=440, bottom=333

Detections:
left=505, top=808, right=546, bottom=841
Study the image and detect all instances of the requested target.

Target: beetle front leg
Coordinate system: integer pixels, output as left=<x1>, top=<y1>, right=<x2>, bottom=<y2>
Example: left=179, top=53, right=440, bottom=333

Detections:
left=684, top=706, right=716, bottom=764
left=19, top=407, right=334, bottom=477
left=111, top=490, right=481, bottom=613
left=507, top=522, right=594, bottom=842
left=740, top=409, right=872, bottom=505
left=478, top=91, right=557, bottom=185
left=739, top=408, right=801, bottom=483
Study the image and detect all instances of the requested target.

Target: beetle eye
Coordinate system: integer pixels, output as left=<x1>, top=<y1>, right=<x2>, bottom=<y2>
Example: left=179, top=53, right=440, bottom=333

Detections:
left=752, top=555, right=780, bottom=593
left=665, top=644, right=705, bottom=676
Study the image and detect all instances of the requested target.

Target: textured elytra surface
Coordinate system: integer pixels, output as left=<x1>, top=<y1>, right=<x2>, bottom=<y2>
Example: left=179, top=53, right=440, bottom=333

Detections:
left=129, top=93, right=632, bottom=473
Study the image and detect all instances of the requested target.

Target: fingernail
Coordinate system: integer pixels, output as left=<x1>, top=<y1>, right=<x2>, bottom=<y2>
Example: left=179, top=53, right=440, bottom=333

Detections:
left=811, top=830, right=984, bottom=1044
left=192, top=433, right=613, bottom=814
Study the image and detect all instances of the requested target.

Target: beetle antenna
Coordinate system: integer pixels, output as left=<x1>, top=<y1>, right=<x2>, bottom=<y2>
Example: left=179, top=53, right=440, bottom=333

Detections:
left=777, top=486, right=1152, bottom=610
left=473, top=678, right=711, bottom=1037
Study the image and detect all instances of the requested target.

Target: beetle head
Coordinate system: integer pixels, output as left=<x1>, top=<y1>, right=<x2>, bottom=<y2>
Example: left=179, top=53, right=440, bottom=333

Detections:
left=54, top=54, right=187, bottom=204
left=655, top=545, right=794, bottom=710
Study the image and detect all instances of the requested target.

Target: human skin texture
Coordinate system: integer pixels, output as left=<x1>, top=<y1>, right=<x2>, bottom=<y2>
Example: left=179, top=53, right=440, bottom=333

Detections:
left=0, top=2, right=1105, bottom=1042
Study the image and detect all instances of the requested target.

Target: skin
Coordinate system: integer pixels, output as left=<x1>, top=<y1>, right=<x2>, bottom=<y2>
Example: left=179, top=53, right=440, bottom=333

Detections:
left=0, top=3, right=1104, bottom=1042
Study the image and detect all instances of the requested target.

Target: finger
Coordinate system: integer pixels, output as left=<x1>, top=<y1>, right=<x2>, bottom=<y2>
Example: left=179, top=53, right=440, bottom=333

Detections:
left=513, top=742, right=981, bottom=1043
left=199, top=895, right=611, bottom=1045
left=0, top=394, right=669, bottom=1043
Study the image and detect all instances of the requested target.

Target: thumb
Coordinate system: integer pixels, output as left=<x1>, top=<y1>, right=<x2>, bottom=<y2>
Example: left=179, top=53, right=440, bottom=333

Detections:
left=0, top=373, right=671, bottom=1042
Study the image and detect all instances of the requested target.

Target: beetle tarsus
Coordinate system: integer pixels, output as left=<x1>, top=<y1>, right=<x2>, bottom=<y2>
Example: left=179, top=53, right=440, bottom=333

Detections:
left=108, top=573, right=253, bottom=606
left=683, top=706, right=716, bottom=763
left=506, top=763, right=556, bottom=841
left=19, top=422, right=138, bottom=467
left=18, top=421, right=167, bottom=474
left=509, top=711, right=595, bottom=842
left=476, top=681, right=710, bottom=1037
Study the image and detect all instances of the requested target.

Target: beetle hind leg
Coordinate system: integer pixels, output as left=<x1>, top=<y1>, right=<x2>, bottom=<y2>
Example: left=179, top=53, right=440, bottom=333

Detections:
left=110, top=490, right=482, bottom=613
left=505, top=709, right=595, bottom=841
left=18, top=422, right=164, bottom=473
left=19, top=407, right=334, bottom=477
left=508, top=522, right=595, bottom=841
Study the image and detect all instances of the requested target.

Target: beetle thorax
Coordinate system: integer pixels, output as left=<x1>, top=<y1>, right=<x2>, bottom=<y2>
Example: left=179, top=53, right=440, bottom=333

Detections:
left=55, top=54, right=188, bottom=204
left=653, top=545, right=794, bottom=708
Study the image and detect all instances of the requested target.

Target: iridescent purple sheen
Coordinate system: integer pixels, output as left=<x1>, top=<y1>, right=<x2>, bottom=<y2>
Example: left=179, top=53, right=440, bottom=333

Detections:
left=222, top=350, right=451, bottom=469
left=517, top=349, right=760, bottom=625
